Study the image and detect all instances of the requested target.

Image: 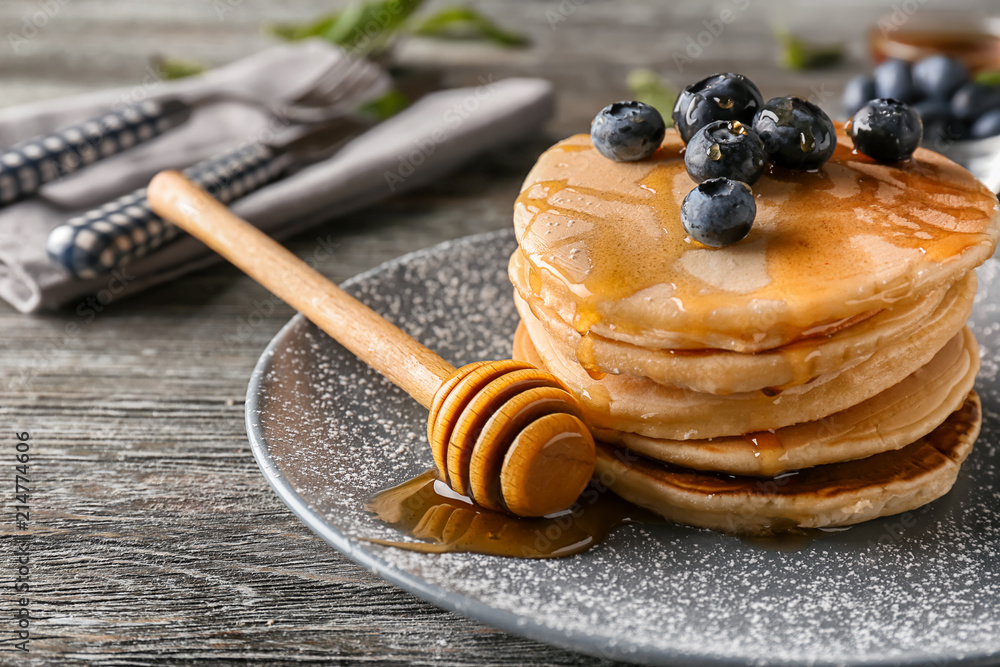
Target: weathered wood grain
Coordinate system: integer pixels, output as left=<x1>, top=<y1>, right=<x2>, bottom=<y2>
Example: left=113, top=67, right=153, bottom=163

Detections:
left=0, top=0, right=993, bottom=664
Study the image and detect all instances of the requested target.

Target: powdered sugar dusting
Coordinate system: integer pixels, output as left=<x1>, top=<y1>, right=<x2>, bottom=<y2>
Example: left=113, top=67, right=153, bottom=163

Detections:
left=248, top=230, right=1000, bottom=666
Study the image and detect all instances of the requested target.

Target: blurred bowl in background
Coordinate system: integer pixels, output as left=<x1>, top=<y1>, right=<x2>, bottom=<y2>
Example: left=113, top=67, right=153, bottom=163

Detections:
left=870, top=12, right=1000, bottom=70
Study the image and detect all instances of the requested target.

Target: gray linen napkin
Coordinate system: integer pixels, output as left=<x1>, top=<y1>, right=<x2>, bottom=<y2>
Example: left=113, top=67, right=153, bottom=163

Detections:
left=0, top=42, right=554, bottom=312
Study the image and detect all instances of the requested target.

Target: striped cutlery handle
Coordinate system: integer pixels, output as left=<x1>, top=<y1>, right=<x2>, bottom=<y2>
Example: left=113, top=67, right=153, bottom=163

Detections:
left=46, top=142, right=286, bottom=278
left=0, top=99, right=191, bottom=207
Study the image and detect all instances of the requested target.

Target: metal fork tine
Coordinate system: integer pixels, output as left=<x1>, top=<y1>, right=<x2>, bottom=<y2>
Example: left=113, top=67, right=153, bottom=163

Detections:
left=260, top=52, right=350, bottom=108
left=278, top=61, right=387, bottom=124
left=197, top=50, right=389, bottom=126
left=294, top=55, right=363, bottom=102
left=339, top=65, right=386, bottom=105
left=328, top=71, right=381, bottom=108
left=306, top=57, right=359, bottom=95
left=301, top=58, right=381, bottom=107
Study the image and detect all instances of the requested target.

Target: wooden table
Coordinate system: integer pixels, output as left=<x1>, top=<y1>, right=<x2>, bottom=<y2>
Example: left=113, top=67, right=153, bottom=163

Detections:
left=0, top=0, right=990, bottom=663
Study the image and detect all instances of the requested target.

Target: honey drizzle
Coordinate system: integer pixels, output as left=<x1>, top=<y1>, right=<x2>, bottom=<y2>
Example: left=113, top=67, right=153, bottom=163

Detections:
left=576, top=332, right=607, bottom=380
left=742, top=430, right=787, bottom=477
left=514, top=132, right=997, bottom=345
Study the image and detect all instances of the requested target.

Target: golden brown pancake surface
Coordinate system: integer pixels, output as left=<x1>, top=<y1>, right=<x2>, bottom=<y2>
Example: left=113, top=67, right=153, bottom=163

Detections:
left=514, top=129, right=1000, bottom=351
left=513, top=272, right=975, bottom=395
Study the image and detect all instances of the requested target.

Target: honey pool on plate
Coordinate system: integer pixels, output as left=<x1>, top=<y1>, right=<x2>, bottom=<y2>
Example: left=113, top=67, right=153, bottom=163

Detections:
left=365, top=470, right=659, bottom=558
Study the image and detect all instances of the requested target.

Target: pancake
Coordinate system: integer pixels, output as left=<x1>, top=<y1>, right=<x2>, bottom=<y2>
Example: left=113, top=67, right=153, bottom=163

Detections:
left=513, top=130, right=1000, bottom=353
left=515, top=319, right=979, bottom=474
left=593, top=392, right=981, bottom=535
left=596, top=326, right=979, bottom=476
left=516, top=301, right=973, bottom=440
left=513, top=269, right=975, bottom=395
left=508, top=121, right=997, bottom=534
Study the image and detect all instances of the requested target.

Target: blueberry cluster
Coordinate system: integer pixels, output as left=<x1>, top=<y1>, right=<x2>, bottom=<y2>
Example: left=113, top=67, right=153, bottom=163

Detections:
left=676, top=74, right=842, bottom=247
left=843, top=55, right=1000, bottom=148
left=591, top=72, right=842, bottom=248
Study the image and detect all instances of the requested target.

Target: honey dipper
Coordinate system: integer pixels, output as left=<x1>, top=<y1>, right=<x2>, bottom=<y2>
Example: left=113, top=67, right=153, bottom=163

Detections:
left=147, top=171, right=596, bottom=517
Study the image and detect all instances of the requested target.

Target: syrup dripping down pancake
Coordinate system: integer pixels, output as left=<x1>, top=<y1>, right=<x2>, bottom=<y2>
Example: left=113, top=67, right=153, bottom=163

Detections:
left=595, top=328, right=979, bottom=477
left=514, top=321, right=978, bottom=475
left=515, top=301, right=974, bottom=440
left=512, top=268, right=975, bottom=395
left=513, top=130, right=1000, bottom=353
left=591, top=392, right=980, bottom=535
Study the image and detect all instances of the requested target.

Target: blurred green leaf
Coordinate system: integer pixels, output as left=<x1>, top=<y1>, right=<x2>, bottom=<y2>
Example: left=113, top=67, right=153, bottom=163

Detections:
left=357, top=89, right=410, bottom=120
left=267, top=13, right=340, bottom=42
left=776, top=29, right=844, bottom=71
left=412, top=6, right=528, bottom=47
left=974, top=70, right=1000, bottom=86
left=267, top=0, right=425, bottom=57
left=153, top=56, right=208, bottom=80
left=626, top=69, right=676, bottom=126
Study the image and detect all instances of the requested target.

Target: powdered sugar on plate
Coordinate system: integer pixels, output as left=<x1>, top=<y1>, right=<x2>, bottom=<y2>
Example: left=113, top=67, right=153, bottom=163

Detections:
left=247, top=230, right=1000, bottom=666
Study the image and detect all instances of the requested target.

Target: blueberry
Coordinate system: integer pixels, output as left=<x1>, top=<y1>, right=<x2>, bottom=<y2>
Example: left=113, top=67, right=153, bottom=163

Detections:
left=590, top=101, right=666, bottom=162
left=912, top=98, right=962, bottom=150
left=752, top=96, right=837, bottom=170
left=971, top=109, right=1000, bottom=139
left=843, top=74, right=876, bottom=116
left=671, top=73, right=764, bottom=144
left=911, top=98, right=963, bottom=144
left=850, top=99, right=923, bottom=163
left=913, top=98, right=950, bottom=126
left=873, top=59, right=916, bottom=104
left=680, top=178, right=756, bottom=248
left=951, top=83, right=1000, bottom=122
left=922, top=120, right=964, bottom=148
left=684, top=120, right=767, bottom=185
left=912, top=55, right=968, bottom=100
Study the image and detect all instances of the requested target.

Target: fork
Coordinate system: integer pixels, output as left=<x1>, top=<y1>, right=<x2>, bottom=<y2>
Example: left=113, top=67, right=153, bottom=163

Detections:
left=45, top=118, right=371, bottom=278
left=0, top=48, right=388, bottom=208
left=197, top=49, right=390, bottom=125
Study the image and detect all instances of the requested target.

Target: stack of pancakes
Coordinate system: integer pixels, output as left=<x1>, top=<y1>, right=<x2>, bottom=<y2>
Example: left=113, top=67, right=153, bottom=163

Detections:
left=509, top=129, right=1000, bottom=534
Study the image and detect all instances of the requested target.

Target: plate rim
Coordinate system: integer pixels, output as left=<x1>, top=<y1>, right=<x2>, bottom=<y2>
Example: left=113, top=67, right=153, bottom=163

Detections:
left=244, top=229, right=1000, bottom=667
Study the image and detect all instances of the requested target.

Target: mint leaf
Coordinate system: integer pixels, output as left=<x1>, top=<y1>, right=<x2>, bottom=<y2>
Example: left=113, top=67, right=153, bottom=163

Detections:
left=412, top=6, right=528, bottom=47
left=626, top=69, right=676, bottom=127
left=776, top=29, right=844, bottom=71
left=267, top=13, right=340, bottom=42
left=267, top=0, right=425, bottom=57
left=152, top=56, right=208, bottom=80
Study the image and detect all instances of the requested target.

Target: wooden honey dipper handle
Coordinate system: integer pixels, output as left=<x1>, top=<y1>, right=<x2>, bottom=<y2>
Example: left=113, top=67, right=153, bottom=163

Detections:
left=148, top=171, right=596, bottom=518
left=147, top=170, right=454, bottom=409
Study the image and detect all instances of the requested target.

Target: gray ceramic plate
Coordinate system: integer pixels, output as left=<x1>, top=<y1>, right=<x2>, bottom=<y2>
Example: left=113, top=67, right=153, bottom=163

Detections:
left=246, top=229, right=1000, bottom=667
